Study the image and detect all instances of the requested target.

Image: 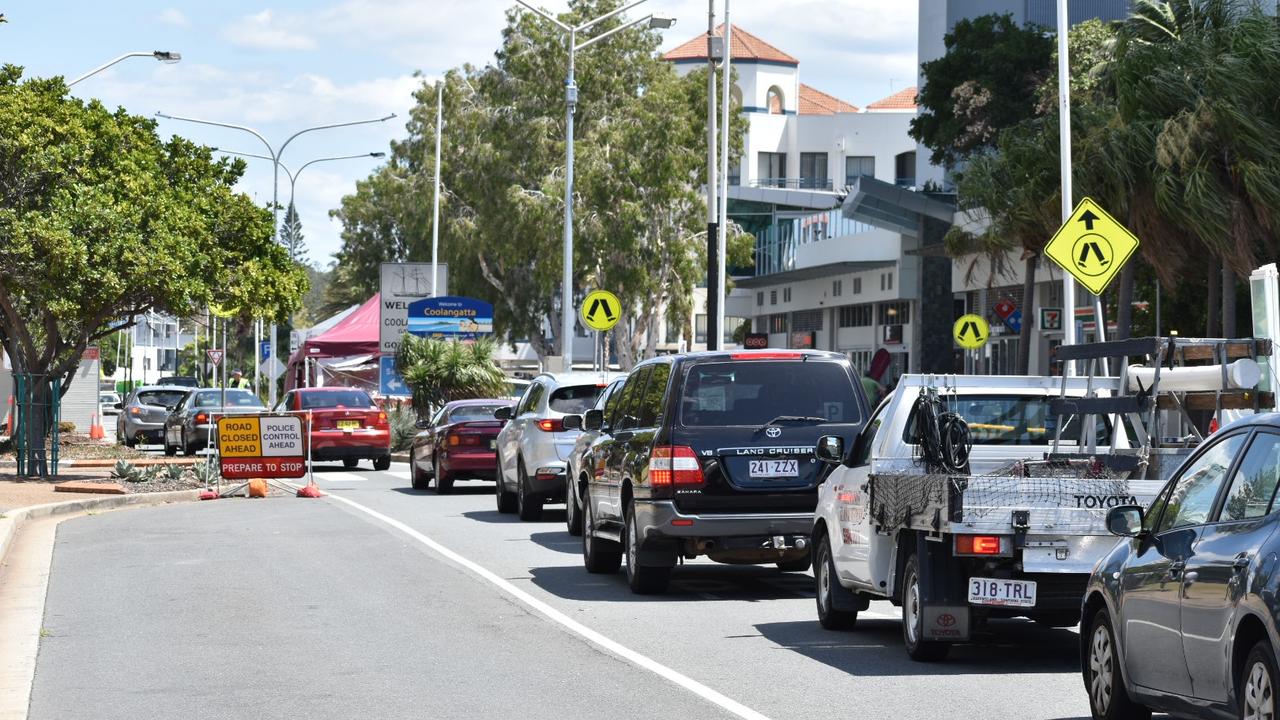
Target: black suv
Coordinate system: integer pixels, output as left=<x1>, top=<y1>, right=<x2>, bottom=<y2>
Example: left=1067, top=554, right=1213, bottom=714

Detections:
left=579, top=349, right=868, bottom=594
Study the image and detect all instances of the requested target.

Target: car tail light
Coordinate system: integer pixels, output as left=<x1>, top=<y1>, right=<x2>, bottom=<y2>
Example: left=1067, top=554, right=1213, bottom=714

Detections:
left=954, top=535, right=1004, bottom=556
left=537, top=418, right=565, bottom=432
left=447, top=432, right=482, bottom=447
left=649, top=446, right=703, bottom=487
left=368, top=410, right=389, bottom=429
left=535, top=466, right=564, bottom=482
left=730, top=351, right=802, bottom=360
left=195, top=412, right=209, bottom=425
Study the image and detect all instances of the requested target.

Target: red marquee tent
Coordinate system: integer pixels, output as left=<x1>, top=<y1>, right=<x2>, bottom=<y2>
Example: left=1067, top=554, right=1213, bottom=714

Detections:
left=286, top=293, right=381, bottom=389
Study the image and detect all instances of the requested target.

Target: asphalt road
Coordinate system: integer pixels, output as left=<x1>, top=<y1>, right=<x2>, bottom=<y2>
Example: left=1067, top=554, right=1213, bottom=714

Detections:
left=28, top=462, right=1100, bottom=720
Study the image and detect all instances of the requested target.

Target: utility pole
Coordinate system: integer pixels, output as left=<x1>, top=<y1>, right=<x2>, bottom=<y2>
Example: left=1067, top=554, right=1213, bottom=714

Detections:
left=717, top=5, right=732, bottom=349
left=1056, top=0, right=1076, bottom=375
left=431, top=78, right=444, bottom=298
left=705, top=0, right=720, bottom=351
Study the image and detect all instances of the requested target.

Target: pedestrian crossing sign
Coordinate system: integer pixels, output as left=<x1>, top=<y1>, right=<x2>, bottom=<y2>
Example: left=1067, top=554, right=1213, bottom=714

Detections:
left=1045, top=197, right=1140, bottom=296
left=580, top=290, right=620, bottom=332
left=953, top=314, right=989, bottom=350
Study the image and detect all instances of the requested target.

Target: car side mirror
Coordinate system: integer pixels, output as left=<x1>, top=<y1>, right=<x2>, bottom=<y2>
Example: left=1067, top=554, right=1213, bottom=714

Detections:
left=583, top=409, right=604, bottom=432
left=414, top=419, right=431, bottom=430
left=1106, top=505, right=1146, bottom=537
left=113, top=402, right=123, bottom=410
left=815, top=435, right=844, bottom=465
left=562, top=414, right=583, bottom=431
left=494, top=406, right=513, bottom=421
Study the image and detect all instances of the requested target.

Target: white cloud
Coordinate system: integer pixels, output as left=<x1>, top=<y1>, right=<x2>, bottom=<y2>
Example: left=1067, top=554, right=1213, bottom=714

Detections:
left=224, top=10, right=318, bottom=51
left=158, top=8, right=190, bottom=28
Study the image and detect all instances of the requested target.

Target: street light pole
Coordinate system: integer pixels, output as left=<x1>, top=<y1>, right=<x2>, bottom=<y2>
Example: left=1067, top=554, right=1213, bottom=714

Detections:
left=717, top=6, right=732, bottom=349
left=155, top=111, right=396, bottom=406
left=516, top=0, right=674, bottom=370
left=705, top=0, right=719, bottom=351
left=431, top=79, right=444, bottom=298
left=69, top=51, right=181, bottom=87
left=1057, top=0, right=1077, bottom=375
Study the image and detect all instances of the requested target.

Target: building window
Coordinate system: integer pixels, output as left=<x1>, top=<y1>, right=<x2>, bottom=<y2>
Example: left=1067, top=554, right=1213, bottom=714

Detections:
left=838, top=304, right=873, bottom=328
left=887, top=272, right=893, bottom=291
left=724, top=316, right=746, bottom=344
left=757, top=152, right=786, bottom=187
left=845, top=156, right=875, bottom=185
left=756, top=291, right=764, bottom=306
left=665, top=318, right=681, bottom=344
left=800, top=152, right=829, bottom=190
left=783, top=287, right=792, bottom=302
left=895, top=151, right=916, bottom=188
left=878, top=301, right=911, bottom=325
left=695, top=314, right=707, bottom=344
left=770, top=290, right=777, bottom=305
left=880, top=273, right=886, bottom=291
left=769, top=314, right=788, bottom=334
left=853, top=277, right=862, bottom=294
left=766, top=86, right=785, bottom=114
left=832, top=279, right=843, bottom=297
left=793, top=309, right=823, bottom=332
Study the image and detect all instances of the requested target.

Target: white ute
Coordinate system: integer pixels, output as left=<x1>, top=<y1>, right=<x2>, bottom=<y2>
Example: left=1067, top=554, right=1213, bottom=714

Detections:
left=811, top=374, right=1164, bottom=661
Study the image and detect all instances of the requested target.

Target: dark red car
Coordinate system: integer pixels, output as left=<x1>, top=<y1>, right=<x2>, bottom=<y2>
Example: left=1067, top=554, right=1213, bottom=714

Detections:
left=274, top=387, right=391, bottom=471
left=409, top=399, right=513, bottom=493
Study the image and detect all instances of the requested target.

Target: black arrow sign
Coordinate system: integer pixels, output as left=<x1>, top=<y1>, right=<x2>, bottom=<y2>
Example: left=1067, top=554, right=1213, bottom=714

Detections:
left=1078, top=209, right=1099, bottom=230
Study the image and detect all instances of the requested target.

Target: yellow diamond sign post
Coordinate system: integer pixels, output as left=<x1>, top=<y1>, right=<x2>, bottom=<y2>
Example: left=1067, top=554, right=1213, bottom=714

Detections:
left=1045, top=198, right=1140, bottom=296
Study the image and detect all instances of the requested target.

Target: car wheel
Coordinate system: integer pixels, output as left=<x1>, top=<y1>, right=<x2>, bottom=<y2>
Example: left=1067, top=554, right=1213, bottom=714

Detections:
left=901, top=553, right=950, bottom=662
left=373, top=455, right=391, bottom=472
left=434, top=456, right=454, bottom=494
left=410, top=450, right=428, bottom=490
left=624, top=502, right=670, bottom=595
left=1085, top=608, right=1149, bottom=720
left=565, top=474, right=583, bottom=537
left=163, top=433, right=177, bottom=456
left=1241, top=641, right=1278, bottom=720
left=343, top=458, right=359, bottom=469
left=516, top=462, right=543, bottom=521
left=582, top=493, right=621, bottom=574
left=776, top=556, right=812, bottom=573
left=495, top=464, right=518, bottom=514
left=815, top=536, right=858, bottom=631
left=124, top=433, right=137, bottom=449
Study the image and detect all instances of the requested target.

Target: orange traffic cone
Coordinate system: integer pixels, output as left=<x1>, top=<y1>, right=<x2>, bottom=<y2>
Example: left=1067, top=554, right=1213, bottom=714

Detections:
left=88, top=413, right=105, bottom=440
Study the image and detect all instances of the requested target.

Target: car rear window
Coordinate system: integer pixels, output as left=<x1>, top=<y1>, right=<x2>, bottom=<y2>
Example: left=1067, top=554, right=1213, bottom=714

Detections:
left=679, top=361, right=860, bottom=427
left=195, top=391, right=264, bottom=408
left=448, top=404, right=507, bottom=423
left=549, top=384, right=607, bottom=414
left=300, top=390, right=374, bottom=409
left=902, top=394, right=1110, bottom=446
left=136, top=390, right=186, bottom=408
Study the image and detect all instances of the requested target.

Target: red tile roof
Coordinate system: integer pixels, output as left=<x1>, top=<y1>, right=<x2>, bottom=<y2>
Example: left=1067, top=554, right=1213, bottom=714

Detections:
left=799, top=84, right=859, bottom=115
left=661, top=24, right=799, bottom=66
left=866, top=86, right=918, bottom=111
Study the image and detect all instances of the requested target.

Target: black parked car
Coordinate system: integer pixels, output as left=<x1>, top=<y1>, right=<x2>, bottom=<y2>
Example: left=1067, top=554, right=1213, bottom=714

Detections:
left=562, top=377, right=626, bottom=536
left=162, top=388, right=266, bottom=456
left=1082, top=413, right=1280, bottom=720
left=580, top=349, right=868, bottom=594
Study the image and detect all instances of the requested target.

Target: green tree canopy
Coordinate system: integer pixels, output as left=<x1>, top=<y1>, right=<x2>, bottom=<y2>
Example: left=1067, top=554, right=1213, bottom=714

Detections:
left=396, top=335, right=508, bottom=416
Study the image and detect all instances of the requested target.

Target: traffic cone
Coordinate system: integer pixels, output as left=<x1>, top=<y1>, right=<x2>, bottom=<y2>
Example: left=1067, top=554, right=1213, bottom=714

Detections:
left=296, top=480, right=323, bottom=498
left=88, top=412, right=105, bottom=440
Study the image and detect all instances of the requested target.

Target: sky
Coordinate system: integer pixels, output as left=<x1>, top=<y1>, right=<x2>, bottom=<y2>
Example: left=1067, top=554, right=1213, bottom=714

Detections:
left=5, top=1, right=918, bottom=267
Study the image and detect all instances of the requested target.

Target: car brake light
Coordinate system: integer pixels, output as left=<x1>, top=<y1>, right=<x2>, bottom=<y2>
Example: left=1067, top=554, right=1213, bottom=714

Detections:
left=649, top=446, right=703, bottom=487
left=447, top=433, right=481, bottom=447
left=195, top=412, right=208, bottom=424
left=955, top=535, right=1003, bottom=556
left=537, top=418, right=565, bottom=432
left=730, top=351, right=802, bottom=360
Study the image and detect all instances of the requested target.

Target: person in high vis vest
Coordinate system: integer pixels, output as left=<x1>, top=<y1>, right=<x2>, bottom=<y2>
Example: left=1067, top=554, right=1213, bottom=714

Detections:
left=230, top=370, right=252, bottom=391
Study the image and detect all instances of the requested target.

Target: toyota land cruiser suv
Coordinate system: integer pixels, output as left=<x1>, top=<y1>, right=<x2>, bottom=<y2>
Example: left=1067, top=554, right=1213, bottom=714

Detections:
left=579, top=350, right=868, bottom=594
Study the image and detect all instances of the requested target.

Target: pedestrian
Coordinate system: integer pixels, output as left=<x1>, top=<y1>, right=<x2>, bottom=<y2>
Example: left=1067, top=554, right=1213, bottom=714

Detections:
left=230, top=370, right=252, bottom=391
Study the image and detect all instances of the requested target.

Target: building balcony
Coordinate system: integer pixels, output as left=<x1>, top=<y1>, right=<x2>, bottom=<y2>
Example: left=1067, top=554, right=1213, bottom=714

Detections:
left=751, top=177, right=835, bottom=192
left=748, top=207, right=902, bottom=280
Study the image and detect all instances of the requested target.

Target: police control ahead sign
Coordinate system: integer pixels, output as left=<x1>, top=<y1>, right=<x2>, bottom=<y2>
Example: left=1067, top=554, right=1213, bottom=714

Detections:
left=217, top=414, right=307, bottom=480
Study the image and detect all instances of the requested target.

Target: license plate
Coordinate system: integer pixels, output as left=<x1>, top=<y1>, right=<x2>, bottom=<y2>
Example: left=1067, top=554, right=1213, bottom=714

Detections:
left=967, top=577, right=1037, bottom=608
left=748, top=459, right=798, bottom=478
left=337, top=420, right=360, bottom=430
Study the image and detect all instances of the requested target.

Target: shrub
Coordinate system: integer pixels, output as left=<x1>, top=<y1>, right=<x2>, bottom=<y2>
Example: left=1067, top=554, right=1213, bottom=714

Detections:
left=57, top=421, right=76, bottom=434
left=389, top=406, right=418, bottom=452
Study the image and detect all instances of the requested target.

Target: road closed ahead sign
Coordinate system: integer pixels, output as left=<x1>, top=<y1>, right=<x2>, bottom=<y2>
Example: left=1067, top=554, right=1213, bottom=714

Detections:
left=217, top=414, right=307, bottom=480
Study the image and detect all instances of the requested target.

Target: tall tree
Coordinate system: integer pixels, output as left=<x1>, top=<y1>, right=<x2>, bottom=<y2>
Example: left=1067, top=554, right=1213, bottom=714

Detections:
left=0, top=66, right=305, bottom=475
left=279, top=201, right=306, bottom=265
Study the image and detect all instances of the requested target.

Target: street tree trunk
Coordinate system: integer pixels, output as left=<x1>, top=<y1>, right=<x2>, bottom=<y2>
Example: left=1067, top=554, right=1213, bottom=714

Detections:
left=1116, top=262, right=1136, bottom=340
left=1016, top=253, right=1037, bottom=375
left=1206, top=261, right=1221, bottom=337
left=1222, top=261, right=1237, bottom=338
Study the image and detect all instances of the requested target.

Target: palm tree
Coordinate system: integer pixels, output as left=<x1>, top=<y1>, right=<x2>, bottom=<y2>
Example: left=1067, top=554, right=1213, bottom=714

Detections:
left=396, top=336, right=508, bottom=417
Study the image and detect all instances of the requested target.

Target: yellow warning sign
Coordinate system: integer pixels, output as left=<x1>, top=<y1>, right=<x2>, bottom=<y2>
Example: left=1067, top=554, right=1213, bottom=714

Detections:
left=1045, top=197, right=1140, bottom=296
left=953, top=314, right=989, bottom=350
left=217, top=416, right=262, bottom=457
left=580, top=290, right=620, bottom=332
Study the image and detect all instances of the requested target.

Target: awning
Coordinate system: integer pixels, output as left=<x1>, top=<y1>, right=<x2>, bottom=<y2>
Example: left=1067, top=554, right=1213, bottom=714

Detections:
left=841, top=176, right=955, bottom=237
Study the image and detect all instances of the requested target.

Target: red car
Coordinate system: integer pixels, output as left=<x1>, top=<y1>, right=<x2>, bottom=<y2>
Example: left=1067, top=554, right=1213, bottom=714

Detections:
left=409, top=398, right=513, bottom=493
left=274, top=387, right=391, bottom=471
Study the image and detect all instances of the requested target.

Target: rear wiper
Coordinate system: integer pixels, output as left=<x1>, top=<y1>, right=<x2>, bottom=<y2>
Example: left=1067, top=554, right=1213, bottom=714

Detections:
left=756, top=415, right=828, bottom=433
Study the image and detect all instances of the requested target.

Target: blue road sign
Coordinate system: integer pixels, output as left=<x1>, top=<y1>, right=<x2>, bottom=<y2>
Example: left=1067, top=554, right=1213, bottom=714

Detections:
left=259, top=340, right=271, bottom=363
left=379, top=355, right=410, bottom=397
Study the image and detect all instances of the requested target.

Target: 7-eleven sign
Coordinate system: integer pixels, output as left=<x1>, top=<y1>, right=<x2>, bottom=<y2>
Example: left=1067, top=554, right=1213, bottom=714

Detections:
left=206, top=349, right=224, bottom=367
left=1040, top=308, right=1063, bottom=332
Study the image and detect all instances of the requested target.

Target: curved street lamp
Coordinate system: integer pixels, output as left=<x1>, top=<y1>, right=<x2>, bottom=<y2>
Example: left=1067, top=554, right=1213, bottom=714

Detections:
left=69, top=51, right=181, bottom=87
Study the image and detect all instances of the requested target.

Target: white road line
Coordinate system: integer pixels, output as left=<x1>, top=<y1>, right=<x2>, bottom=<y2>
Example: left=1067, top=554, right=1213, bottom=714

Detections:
left=324, top=492, right=772, bottom=720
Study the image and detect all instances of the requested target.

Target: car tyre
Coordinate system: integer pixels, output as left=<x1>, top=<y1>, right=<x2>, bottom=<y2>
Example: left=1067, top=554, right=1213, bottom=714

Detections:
left=815, top=536, right=858, bottom=631
left=1084, top=608, right=1149, bottom=720
left=343, top=458, right=359, bottom=469
left=624, top=503, right=670, bottom=595
left=373, top=455, right=391, bottom=472
left=495, top=465, right=518, bottom=514
left=776, top=556, right=812, bottom=573
left=901, top=553, right=950, bottom=662
left=434, top=456, right=454, bottom=494
left=565, top=474, right=584, bottom=537
left=410, top=450, right=430, bottom=490
left=516, top=462, right=543, bottom=521
left=124, top=433, right=137, bottom=449
left=1240, top=640, right=1278, bottom=720
left=163, top=434, right=177, bottom=457
left=582, top=493, right=621, bottom=574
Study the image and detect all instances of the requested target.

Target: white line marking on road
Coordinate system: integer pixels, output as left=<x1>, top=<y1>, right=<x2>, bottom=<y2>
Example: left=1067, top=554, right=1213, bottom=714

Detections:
left=324, top=493, right=772, bottom=720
